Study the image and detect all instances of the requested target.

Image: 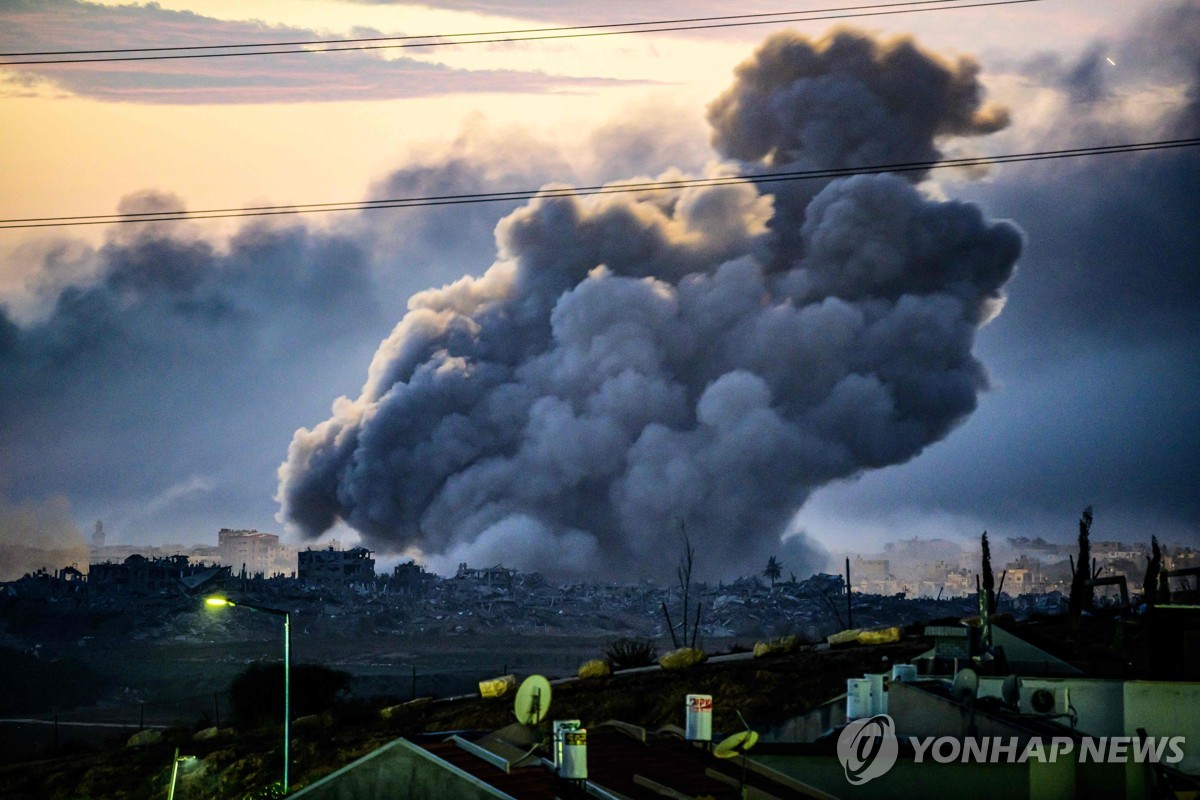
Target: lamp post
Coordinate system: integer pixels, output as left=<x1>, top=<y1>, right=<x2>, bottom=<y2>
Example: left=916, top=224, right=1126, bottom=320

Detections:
left=167, top=748, right=195, bottom=800
left=206, top=596, right=291, bottom=793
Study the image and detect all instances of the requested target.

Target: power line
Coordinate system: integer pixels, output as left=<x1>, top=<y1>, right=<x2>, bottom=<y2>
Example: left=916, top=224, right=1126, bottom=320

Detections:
left=2, top=138, right=1195, bottom=230
left=0, top=0, right=1041, bottom=66
left=0, top=1, right=977, bottom=57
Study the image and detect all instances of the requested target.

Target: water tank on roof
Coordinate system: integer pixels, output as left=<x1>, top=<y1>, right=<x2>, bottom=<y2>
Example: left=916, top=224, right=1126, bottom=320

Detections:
left=560, top=728, right=587, bottom=780
left=847, top=678, right=872, bottom=720
left=685, top=694, right=713, bottom=742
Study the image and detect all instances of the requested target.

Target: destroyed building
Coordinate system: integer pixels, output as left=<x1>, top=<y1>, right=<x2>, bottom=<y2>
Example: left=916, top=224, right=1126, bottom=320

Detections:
left=298, top=546, right=375, bottom=589
left=1, top=566, right=88, bottom=600
left=87, top=554, right=229, bottom=596
left=455, top=562, right=517, bottom=590
left=217, top=528, right=295, bottom=577
left=390, top=561, right=436, bottom=597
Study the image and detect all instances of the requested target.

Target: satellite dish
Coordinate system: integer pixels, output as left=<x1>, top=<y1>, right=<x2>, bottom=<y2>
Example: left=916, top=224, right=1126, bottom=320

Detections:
left=951, top=668, right=979, bottom=704
left=1001, top=674, right=1020, bottom=706
left=714, top=730, right=759, bottom=759
left=513, top=675, right=552, bottom=726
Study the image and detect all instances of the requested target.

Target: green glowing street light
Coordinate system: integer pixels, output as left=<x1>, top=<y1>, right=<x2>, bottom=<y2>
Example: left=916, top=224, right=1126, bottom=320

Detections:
left=205, top=595, right=291, bottom=794
left=167, top=748, right=196, bottom=800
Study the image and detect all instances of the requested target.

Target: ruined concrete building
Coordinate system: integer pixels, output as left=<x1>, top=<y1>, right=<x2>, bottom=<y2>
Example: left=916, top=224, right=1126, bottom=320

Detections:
left=390, top=560, right=435, bottom=596
left=88, top=554, right=229, bottom=596
left=455, top=562, right=517, bottom=590
left=298, top=546, right=375, bottom=589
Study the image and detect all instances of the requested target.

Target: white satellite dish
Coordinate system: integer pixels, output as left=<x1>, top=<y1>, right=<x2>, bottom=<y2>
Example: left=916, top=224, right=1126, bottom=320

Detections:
left=951, top=668, right=979, bottom=704
left=513, top=675, right=552, bottom=726
left=1001, top=674, right=1020, bottom=706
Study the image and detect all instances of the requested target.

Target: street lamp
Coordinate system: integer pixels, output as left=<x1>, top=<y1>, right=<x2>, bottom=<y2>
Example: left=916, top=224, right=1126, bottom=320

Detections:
left=205, top=596, right=291, bottom=793
left=167, top=748, right=196, bottom=800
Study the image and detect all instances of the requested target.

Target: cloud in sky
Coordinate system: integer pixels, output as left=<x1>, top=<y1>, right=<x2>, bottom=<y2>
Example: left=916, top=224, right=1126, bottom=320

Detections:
left=345, top=0, right=817, bottom=27
left=0, top=0, right=650, bottom=104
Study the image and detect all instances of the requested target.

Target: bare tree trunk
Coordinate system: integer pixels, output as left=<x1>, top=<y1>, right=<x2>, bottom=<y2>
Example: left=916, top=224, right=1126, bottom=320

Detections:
left=677, top=519, right=694, bottom=648
left=661, top=602, right=678, bottom=648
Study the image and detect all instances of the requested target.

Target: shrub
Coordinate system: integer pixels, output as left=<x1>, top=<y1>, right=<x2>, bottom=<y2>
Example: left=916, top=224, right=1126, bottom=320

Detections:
left=603, top=637, right=658, bottom=670
left=228, top=663, right=350, bottom=730
left=0, top=646, right=111, bottom=714
left=242, top=781, right=287, bottom=799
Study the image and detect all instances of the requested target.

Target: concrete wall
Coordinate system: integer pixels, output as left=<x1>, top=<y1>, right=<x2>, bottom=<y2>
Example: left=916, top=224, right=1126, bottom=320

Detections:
left=992, top=628, right=1081, bottom=675
left=976, top=676, right=1125, bottom=737
left=1027, top=749, right=1076, bottom=800
left=1123, top=681, right=1200, bottom=774
left=757, top=754, right=1031, bottom=800
left=761, top=694, right=846, bottom=743
left=289, top=738, right=513, bottom=800
left=888, top=682, right=1028, bottom=741
left=755, top=749, right=1141, bottom=800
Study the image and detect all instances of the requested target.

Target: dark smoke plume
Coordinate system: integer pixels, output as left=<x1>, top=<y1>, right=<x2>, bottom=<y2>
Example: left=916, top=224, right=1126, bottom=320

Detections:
left=277, top=29, right=1021, bottom=579
left=707, top=29, right=1009, bottom=170
left=707, top=28, right=1010, bottom=264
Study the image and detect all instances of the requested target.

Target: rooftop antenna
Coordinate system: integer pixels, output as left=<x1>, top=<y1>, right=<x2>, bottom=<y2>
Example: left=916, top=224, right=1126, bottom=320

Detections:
left=1000, top=674, right=1020, bottom=707
left=513, top=675, right=552, bottom=727
left=714, top=710, right=759, bottom=796
left=951, top=666, right=981, bottom=738
left=951, top=667, right=980, bottom=705
left=507, top=675, right=555, bottom=769
left=714, top=729, right=759, bottom=759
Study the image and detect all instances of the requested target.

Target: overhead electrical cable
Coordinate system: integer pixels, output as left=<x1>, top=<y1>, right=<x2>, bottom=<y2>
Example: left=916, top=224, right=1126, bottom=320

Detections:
left=0, top=0, right=985, bottom=57
left=2, top=138, right=1196, bottom=230
left=0, top=0, right=1042, bottom=66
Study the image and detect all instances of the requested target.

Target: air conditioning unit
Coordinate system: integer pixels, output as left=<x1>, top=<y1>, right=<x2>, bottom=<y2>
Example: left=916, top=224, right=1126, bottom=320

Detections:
left=1025, top=686, right=1071, bottom=716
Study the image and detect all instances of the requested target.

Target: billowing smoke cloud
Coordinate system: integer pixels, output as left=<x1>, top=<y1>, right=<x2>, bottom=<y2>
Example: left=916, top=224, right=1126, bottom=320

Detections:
left=707, top=30, right=1009, bottom=170
left=277, top=28, right=1021, bottom=580
left=844, top=0, right=1200, bottom=534
left=706, top=29, right=1010, bottom=264
left=0, top=119, right=620, bottom=545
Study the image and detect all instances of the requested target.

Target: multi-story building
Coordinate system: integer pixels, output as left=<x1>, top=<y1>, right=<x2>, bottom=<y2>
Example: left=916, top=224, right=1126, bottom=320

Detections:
left=298, top=546, right=376, bottom=589
left=217, top=529, right=295, bottom=577
left=391, top=561, right=436, bottom=596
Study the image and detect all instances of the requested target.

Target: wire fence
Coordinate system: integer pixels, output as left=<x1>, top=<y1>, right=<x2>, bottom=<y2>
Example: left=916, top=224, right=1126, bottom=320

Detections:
left=0, top=652, right=586, bottom=765
left=0, top=690, right=230, bottom=764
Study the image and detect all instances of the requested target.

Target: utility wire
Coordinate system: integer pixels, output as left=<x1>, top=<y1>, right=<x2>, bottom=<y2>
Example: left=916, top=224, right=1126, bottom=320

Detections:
left=0, top=0, right=1041, bottom=66
left=2, top=138, right=1195, bottom=231
left=0, top=1, right=980, bottom=57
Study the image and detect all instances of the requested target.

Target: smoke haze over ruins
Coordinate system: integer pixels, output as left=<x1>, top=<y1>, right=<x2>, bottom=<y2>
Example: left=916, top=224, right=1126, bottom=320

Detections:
left=1, top=2, right=1196, bottom=571
left=276, top=30, right=1021, bottom=579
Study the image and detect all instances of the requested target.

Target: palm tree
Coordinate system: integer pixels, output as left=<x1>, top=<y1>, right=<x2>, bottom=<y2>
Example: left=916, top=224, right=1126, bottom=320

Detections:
left=763, top=556, right=782, bottom=588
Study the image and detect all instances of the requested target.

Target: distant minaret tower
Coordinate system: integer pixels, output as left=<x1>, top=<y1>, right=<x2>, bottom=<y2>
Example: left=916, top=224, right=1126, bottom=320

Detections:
left=92, top=520, right=105, bottom=549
